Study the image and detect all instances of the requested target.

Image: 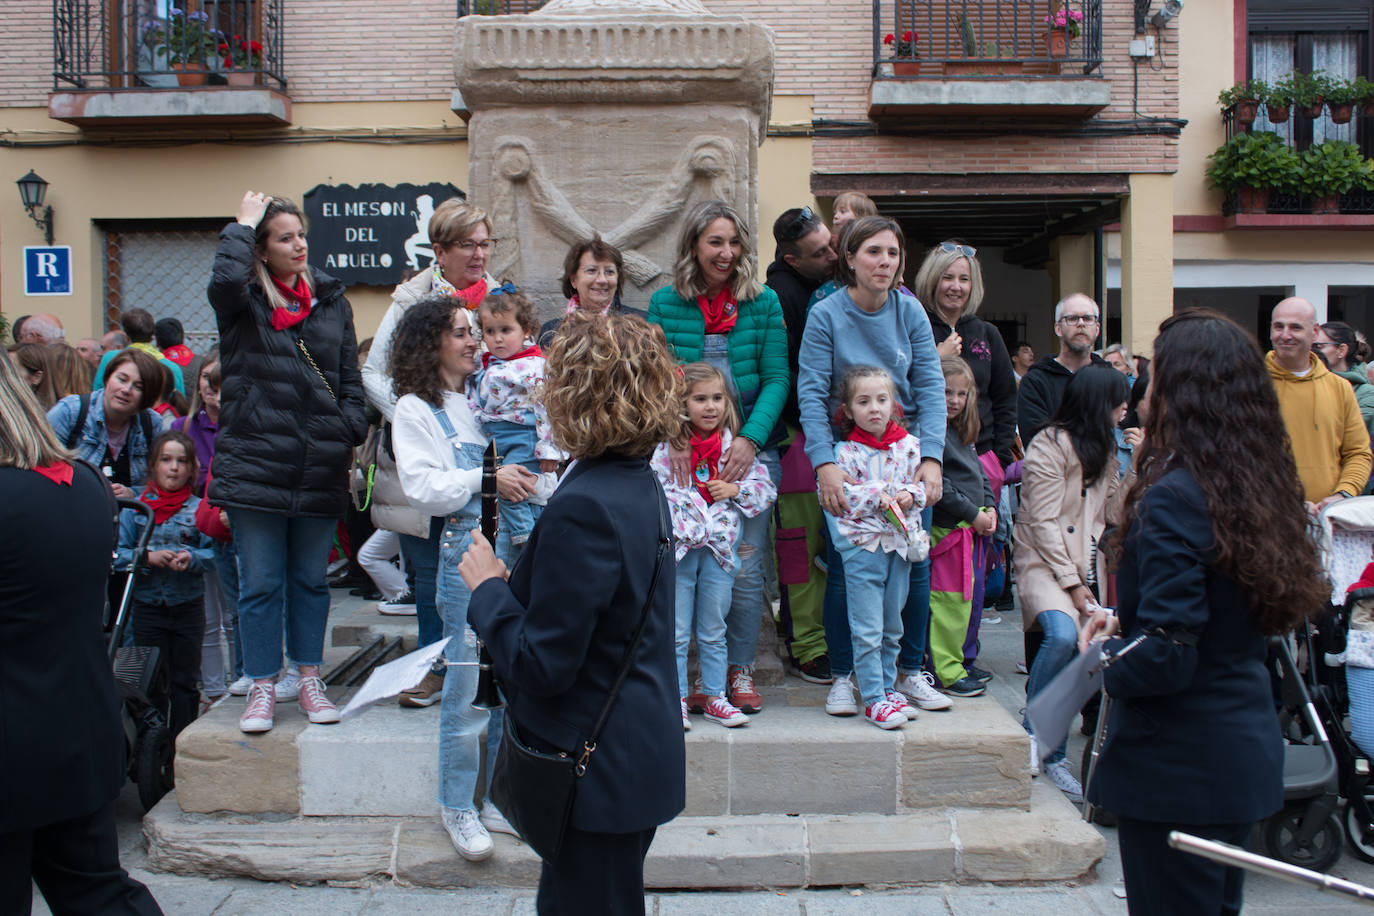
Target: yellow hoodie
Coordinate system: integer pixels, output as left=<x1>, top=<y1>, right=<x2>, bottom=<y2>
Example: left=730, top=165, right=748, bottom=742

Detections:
left=1266, top=351, right=1372, bottom=502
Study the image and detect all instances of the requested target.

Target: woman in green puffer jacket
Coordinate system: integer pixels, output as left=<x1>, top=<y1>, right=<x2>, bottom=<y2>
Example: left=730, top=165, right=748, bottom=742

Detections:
left=1317, top=322, right=1374, bottom=469
left=649, top=199, right=788, bottom=714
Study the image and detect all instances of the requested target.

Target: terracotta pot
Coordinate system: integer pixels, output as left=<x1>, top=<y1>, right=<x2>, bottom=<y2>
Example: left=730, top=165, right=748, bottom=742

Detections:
left=1329, top=101, right=1354, bottom=124
left=1234, top=187, right=1270, bottom=214
left=1363, top=99, right=1374, bottom=117
left=1312, top=194, right=1342, bottom=215
left=225, top=71, right=258, bottom=86
left=1233, top=99, right=1259, bottom=126
left=1047, top=28, right=1069, bottom=59
left=172, top=63, right=207, bottom=87
left=892, top=61, right=922, bottom=77
left=1298, top=98, right=1325, bottom=119
left=1265, top=102, right=1290, bottom=123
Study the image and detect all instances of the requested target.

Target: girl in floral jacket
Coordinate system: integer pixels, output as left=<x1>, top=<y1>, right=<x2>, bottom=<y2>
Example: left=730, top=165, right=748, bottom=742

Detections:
left=652, top=363, right=775, bottom=730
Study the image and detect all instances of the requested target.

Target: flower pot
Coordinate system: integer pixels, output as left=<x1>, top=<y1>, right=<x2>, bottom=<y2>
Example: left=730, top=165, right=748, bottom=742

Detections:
left=1234, top=187, right=1270, bottom=214
left=1363, top=99, right=1374, bottom=118
left=892, top=61, right=922, bottom=77
left=1265, top=102, right=1290, bottom=123
left=941, top=60, right=1024, bottom=76
left=1298, top=98, right=1325, bottom=119
left=1329, top=101, right=1355, bottom=124
left=1047, top=28, right=1069, bottom=59
left=1312, top=193, right=1342, bottom=215
left=172, top=63, right=208, bottom=87
left=1233, top=99, right=1259, bottom=127
left=225, top=71, right=258, bottom=86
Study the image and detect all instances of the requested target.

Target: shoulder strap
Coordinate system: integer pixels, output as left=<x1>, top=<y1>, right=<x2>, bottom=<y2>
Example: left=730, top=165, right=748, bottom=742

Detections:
left=139, top=409, right=155, bottom=450
left=429, top=401, right=459, bottom=442
left=578, top=481, right=672, bottom=775
left=66, top=393, right=92, bottom=450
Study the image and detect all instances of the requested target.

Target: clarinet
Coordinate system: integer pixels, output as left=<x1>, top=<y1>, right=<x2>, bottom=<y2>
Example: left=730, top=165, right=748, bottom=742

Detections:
left=471, top=440, right=505, bottom=711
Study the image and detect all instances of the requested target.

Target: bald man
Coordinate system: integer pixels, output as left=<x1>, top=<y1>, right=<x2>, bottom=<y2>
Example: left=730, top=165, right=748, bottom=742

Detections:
left=1267, top=296, right=1371, bottom=513
left=17, top=314, right=64, bottom=344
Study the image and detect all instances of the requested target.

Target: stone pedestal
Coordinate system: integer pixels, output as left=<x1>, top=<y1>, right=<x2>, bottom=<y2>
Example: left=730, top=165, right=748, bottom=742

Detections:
left=454, top=0, right=775, bottom=319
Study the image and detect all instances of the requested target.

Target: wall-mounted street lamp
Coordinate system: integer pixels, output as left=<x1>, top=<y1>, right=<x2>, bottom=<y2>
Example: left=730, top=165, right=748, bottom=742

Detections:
left=16, top=170, right=54, bottom=245
left=1151, top=0, right=1183, bottom=30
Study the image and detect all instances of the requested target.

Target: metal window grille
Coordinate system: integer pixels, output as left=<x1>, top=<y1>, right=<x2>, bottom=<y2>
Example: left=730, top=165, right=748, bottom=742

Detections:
left=102, top=223, right=224, bottom=352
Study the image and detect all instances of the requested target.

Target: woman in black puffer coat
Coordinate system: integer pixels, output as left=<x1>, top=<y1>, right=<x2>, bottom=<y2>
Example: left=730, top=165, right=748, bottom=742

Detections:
left=208, top=190, right=368, bottom=735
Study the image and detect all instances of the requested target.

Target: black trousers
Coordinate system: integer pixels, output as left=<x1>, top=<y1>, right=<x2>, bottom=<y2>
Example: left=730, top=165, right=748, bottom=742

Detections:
left=133, top=598, right=205, bottom=738
left=1117, top=816, right=1251, bottom=916
left=0, top=801, right=162, bottom=915
left=536, top=826, right=656, bottom=916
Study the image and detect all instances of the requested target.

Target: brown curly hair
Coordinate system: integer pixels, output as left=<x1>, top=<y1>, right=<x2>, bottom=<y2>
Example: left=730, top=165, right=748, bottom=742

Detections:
left=1118, top=308, right=1326, bottom=634
left=543, top=314, right=683, bottom=459
left=388, top=294, right=469, bottom=407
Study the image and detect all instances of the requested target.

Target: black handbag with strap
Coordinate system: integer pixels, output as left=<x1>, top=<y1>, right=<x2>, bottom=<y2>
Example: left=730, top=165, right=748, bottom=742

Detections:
left=488, top=489, right=671, bottom=863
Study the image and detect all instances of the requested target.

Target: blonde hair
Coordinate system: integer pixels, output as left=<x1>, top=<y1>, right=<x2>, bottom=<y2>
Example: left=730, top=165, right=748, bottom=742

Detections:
left=543, top=314, right=684, bottom=459
left=679, top=362, right=740, bottom=439
left=429, top=197, right=491, bottom=249
left=0, top=350, right=72, bottom=469
left=671, top=200, right=764, bottom=302
left=252, top=197, right=315, bottom=313
left=832, top=191, right=878, bottom=220
left=914, top=242, right=984, bottom=318
left=941, top=355, right=980, bottom=446
left=835, top=365, right=901, bottom=438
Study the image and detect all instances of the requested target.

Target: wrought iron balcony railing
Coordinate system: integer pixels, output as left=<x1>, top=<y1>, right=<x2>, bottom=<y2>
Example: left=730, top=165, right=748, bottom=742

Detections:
left=456, top=0, right=548, bottom=15
left=873, top=0, right=1103, bottom=76
left=53, top=0, right=285, bottom=92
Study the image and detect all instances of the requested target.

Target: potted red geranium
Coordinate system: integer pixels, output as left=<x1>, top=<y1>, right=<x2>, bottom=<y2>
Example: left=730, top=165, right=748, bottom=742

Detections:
left=219, top=33, right=263, bottom=85
left=884, top=30, right=921, bottom=76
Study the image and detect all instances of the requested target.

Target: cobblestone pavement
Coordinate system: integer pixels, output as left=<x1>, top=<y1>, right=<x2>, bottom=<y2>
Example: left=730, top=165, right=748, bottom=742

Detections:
left=34, top=589, right=1374, bottom=914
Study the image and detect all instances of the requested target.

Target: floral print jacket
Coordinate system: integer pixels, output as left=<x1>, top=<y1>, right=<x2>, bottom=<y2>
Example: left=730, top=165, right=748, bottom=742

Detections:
left=833, top=434, right=928, bottom=556
left=651, top=428, right=777, bottom=571
left=469, top=351, right=564, bottom=462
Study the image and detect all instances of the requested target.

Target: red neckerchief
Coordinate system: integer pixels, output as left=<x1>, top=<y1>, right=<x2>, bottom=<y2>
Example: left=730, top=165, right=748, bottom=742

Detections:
left=141, top=482, right=193, bottom=524
left=455, top=277, right=488, bottom=310
left=848, top=420, right=907, bottom=451
left=689, top=429, right=723, bottom=504
left=482, top=343, right=542, bottom=370
left=32, top=461, right=74, bottom=486
left=697, top=289, right=739, bottom=334
left=1352, top=560, right=1374, bottom=594
left=270, top=273, right=313, bottom=331
left=163, top=343, right=194, bottom=366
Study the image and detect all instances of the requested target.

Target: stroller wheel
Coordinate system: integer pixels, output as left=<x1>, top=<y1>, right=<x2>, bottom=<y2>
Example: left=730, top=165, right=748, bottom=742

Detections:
left=1263, top=804, right=1343, bottom=873
left=1344, top=796, right=1374, bottom=864
left=135, top=723, right=175, bottom=812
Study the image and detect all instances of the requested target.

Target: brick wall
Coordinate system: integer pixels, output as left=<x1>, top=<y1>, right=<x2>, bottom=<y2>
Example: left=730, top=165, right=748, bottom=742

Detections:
left=0, top=1, right=53, bottom=106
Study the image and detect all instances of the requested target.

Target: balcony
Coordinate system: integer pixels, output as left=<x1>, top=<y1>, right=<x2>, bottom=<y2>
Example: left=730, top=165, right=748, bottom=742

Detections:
left=48, top=0, right=290, bottom=128
left=869, top=0, right=1110, bottom=122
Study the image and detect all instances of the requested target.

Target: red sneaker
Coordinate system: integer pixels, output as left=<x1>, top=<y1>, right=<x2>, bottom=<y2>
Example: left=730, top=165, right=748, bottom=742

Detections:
left=703, top=695, right=749, bottom=727
left=727, top=665, right=762, bottom=714
left=864, top=699, right=909, bottom=730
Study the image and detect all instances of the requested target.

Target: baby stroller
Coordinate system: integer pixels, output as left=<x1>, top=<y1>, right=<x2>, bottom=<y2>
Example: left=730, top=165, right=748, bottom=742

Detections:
left=109, top=497, right=175, bottom=812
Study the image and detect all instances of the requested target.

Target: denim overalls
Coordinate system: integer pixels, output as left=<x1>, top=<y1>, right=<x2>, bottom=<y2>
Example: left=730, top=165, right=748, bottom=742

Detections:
left=431, top=404, right=504, bottom=813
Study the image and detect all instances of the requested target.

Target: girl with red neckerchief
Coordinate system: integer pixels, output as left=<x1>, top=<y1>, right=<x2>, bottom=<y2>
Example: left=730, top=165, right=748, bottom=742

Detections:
left=651, top=363, right=775, bottom=731
left=826, top=366, right=929, bottom=730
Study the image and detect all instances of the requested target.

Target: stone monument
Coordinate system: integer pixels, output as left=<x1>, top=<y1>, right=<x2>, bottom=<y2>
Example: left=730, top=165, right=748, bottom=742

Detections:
left=453, top=0, right=775, bottom=318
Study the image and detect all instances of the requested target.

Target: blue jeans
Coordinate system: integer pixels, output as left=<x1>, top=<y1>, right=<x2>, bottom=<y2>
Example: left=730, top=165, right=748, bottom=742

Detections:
left=488, top=420, right=543, bottom=561
left=1023, top=609, right=1078, bottom=764
left=398, top=519, right=445, bottom=649
left=832, top=531, right=910, bottom=708
left=212, top=539, right=243, bottom=680
left=724, top=448, right=782, bottom=668
left=227, top=509, right=337, bottom=680
left=674, top=546, right=738, bottom=697
left=824, top=506, right=932, bottom=677
left=436, top=514, right=504, bottom=813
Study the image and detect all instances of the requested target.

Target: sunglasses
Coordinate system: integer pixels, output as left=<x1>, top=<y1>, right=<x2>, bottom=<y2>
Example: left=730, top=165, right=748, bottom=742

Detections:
left=939, top=242, right=977, bottom=258
left=778, top=206, right=818, bottom=241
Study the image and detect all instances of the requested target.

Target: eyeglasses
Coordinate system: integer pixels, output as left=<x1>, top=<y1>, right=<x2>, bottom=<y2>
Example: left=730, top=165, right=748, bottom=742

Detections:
left=1059, top=314, right=1099, bottom=326
left=939, top=242, right=977, bottom=258
left=777, top=206, right=818, bottom=241
left=1313, top=341, right=1339, bottom=350
left=454, top=239, right=495, bottom=254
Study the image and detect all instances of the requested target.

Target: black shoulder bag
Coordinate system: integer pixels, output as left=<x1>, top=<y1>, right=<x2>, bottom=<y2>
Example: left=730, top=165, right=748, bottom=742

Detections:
left=489, top=489, right=671, bottom=863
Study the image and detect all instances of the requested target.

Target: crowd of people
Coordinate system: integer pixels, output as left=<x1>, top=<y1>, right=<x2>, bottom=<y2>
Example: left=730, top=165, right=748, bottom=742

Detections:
left=2, top=184, right=1364, bottom=915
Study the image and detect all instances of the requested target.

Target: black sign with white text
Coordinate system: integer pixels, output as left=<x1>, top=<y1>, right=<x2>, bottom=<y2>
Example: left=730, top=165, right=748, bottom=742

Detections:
left=303, top=182, right=464, bottom=285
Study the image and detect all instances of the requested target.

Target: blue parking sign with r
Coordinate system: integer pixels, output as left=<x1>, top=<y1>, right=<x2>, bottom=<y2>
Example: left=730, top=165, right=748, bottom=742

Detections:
left=24, top=246, right=73, bottom=296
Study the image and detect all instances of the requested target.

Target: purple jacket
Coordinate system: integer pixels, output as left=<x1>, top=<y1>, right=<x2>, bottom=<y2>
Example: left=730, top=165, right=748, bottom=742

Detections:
left=171, top=409, right=218, bottom=496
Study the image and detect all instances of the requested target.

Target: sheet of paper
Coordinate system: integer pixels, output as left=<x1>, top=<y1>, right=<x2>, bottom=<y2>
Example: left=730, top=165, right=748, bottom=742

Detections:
left=339, top=636, right=451, bottom=720
left=1026, top=642, right=1104, bottom=763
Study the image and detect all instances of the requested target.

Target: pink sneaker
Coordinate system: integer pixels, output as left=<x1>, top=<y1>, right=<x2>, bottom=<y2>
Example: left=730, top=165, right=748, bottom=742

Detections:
left=297, top=675, right=340, bottom=724
left=864, top=699, right=909, bottom=730
left=703, top=695, right=749, bottom=727
left=885, top=689, right=920, bottom=721
left=240, top=682, right=275, bottom=733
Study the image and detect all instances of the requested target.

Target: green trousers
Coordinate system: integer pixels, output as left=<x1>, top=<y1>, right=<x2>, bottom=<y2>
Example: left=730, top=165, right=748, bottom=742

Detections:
left=928, top=523, right=974, bottom=687
left=777, top=490, right=828, bottom=664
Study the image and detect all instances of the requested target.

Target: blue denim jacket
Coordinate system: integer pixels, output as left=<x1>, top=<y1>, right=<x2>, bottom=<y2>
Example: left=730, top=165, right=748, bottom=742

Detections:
left=115, top=497, right=215, bottom=606
left=47, top=394, right=158, bottom=488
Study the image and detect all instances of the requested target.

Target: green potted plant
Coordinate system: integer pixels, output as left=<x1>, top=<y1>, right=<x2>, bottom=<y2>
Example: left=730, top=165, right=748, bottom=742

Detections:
left=945, top=12, right=1020, bottom=74
left=1352, top=76, right=1374, bottom=118
left=1296, top=139, right=1374, bottom=214
left=143, top=8, right=220, bottom=86
left=1218, top=80, right=1267, bottom=127
left=1322, top=75, right=1359, bottom=123
left=1276, top=70, right=1327, bottom=119
left=1205, top=131, right=1300, bottom=213
left=1264, top=80, right=1292, bottom=123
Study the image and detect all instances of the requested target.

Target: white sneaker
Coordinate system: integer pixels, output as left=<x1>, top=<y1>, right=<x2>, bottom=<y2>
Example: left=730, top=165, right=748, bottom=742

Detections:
left=896, top=671, right=953, bottom=711
left=275, top=671, right=300, bottom=700
left=479, top=803, right=518, bottom=837
left=825, top=674, right=858, bottom=716
left=1044, top=758, right=1083, bottom=804
left=227, top=674, right=253, bottom=696
left=681, top=697, right=691, bottom=731
left=1029, top=734, right=1040, bottom=776
left=442, top=807, right=494, bottom=861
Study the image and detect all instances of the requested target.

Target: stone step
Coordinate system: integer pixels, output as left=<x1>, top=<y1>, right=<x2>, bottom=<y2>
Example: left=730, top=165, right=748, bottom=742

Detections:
left=173, top=695, right=1028, bottom=818
left=144, top=780, right=1103, bottom=889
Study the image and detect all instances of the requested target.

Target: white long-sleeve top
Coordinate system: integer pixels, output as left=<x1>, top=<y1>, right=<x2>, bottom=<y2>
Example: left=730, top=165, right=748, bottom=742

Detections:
left=834, top=433, right=927, bottom=555
left=392, top=389, right=484, bottom=517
